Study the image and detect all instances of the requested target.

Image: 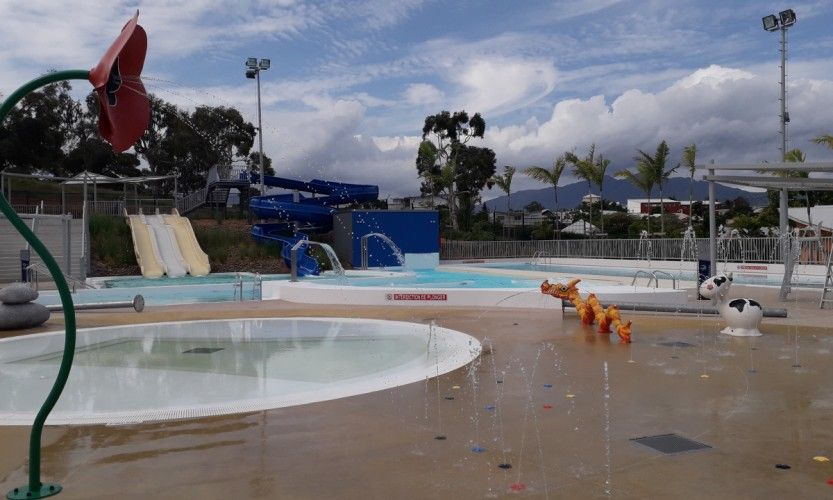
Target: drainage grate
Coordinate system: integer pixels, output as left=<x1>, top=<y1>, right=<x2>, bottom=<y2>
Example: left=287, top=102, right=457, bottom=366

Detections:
left=182, top=347, right=224, bottom=354
left=657, top=341, right=696, bottom=348
left=630, top=434, right=711, bottom=455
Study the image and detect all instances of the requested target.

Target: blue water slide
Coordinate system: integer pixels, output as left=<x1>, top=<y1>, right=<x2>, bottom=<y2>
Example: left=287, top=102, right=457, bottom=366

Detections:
left=251, top=223, right=319, bottom=276
left=248, top=173, right=379, bottom=230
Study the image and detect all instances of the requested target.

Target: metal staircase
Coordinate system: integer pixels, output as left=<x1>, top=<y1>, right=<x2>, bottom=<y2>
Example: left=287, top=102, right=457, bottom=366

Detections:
left=176, top=166, right=250, bottom=215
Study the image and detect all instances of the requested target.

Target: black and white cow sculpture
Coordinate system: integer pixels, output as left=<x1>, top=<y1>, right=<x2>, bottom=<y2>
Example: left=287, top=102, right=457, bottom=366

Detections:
left=698, top=272, right=763, bottom=337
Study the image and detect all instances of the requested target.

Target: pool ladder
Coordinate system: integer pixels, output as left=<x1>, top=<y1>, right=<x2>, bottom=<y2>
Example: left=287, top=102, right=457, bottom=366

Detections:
left=233, top=273, right=263, bottom=301
left=531, top=251, right=556, bottom=265
left=631, top=270, right=676, bottom=289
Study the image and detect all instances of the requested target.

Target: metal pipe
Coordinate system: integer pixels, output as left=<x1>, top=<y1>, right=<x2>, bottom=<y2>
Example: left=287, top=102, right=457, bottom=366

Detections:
left=561, top=300, right=787, bottom=318
left=708, top=166, right=716, bottom=276
left=360, top=236, right=369, bottom=269
left=290, top=248, right=298, bottom=282
left=256, top=69, right=265, bottom=196
left=46, top=295, right=144, bottom=312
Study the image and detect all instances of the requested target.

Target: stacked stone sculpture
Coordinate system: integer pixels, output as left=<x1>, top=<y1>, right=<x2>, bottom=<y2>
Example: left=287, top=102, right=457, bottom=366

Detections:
left=0, top=283, right=50, bottom=330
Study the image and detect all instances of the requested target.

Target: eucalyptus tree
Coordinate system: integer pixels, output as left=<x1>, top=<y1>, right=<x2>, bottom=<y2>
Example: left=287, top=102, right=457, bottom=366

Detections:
left=491, top=165, right=516, bottom=213
left=524, top=154, right=567, bottom=238
left=616, top=161, right=655, bottom=234
left=634, top=140, right=676, bottom=234
left=417, top=110, right=493, bottom=230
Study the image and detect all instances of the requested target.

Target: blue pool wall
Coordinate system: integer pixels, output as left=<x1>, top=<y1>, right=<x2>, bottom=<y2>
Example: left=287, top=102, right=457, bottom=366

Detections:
left=333, top=210, right=439, bottom=268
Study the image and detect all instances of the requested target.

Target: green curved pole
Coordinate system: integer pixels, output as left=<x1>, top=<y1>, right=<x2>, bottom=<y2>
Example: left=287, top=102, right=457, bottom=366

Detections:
left=2, top=70, right=89, bottom=500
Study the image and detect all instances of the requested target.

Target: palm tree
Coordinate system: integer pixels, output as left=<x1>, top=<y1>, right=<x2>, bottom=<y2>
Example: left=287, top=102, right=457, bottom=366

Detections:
left=682, top=144, right=697, bottom=227
left=565, top=145, right=596, bottom=235
left=595, top=155, right=610, bottom=235
left=525, top=155, right=567, bottom=238
left=812, top=133, right=833, bottom=149
left=634, top=140, right=677, bottom=235
left=616, top=161, right=655, bottom=233
left=566, top=144, right=610, bottom=236
left=491, top=165, right=516, bottom=214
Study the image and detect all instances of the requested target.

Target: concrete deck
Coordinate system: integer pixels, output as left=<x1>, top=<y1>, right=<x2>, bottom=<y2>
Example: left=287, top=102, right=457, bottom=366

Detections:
left=1, top=298, right=833, bottom=499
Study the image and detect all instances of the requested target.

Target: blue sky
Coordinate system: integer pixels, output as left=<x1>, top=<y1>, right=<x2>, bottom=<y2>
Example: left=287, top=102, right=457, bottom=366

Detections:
left=3, top=1, right=833, bottom=197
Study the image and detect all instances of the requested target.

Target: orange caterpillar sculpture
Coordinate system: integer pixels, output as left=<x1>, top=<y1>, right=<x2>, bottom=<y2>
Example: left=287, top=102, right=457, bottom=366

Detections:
left=540, top=278, right=632, bottom=343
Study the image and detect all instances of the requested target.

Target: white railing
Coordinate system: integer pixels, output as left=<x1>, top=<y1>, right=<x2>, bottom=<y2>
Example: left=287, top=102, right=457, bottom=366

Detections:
left=441, top=237, right=833, bottom=266
left=176, top=187, right=207, bottom=214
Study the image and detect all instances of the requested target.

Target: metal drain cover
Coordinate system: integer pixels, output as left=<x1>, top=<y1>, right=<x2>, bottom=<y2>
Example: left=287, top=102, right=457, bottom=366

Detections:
left=631, top=434, right=711, bottom=454
left=183, top=347, right=224, bottom=354
left=658, top=341, right=696, bottom=348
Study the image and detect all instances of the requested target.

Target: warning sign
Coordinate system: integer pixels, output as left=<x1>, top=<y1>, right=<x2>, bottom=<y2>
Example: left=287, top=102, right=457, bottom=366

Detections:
left=386, top=293, right=448, bottom=301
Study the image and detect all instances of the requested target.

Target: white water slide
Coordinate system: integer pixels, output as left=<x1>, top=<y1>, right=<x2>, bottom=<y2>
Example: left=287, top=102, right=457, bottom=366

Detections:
left=145, top=214, right=188, bottom=278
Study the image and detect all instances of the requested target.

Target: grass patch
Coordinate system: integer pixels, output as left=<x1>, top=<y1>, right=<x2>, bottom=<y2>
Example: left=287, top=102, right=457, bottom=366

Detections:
left=89, top=215, right=136, bottom=268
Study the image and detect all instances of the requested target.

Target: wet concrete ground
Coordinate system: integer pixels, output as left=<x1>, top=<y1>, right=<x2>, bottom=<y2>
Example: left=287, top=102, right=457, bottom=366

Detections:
left=2, top=300, right=833, bottom=499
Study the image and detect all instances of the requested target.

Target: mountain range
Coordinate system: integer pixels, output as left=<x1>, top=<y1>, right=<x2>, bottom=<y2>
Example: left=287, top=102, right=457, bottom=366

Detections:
left=482, top=176, right=769, bottom=211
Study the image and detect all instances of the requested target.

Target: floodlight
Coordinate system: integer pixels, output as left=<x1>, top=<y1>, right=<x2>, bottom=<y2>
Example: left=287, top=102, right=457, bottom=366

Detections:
left=762, top=14, right=779, bottom=31
left=779, top=9, right=796, bottom=27
left=245, top=68, right=257, bottom=79
left=246, top=57, right=258, bottom=68
left=259, top=58, right=270, bottom=70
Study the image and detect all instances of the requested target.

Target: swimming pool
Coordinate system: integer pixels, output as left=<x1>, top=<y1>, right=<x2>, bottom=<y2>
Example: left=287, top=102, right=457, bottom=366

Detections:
left=0, top=318, right=480, bottom=425
left=100, top=273, right=287, bottom=288
left=314, top=270, right=564, bottom=289
left=466, top=261, right=826, bottom=286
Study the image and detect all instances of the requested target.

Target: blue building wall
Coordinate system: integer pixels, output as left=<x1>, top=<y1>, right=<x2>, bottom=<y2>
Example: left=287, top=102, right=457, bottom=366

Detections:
left=334, top=210, right=439, bottom=267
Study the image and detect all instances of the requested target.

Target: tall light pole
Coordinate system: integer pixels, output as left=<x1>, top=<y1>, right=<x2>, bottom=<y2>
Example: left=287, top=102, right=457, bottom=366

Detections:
left=762, top=9, right=796, bottom=242
left=246, top=57, right=270, bottom=195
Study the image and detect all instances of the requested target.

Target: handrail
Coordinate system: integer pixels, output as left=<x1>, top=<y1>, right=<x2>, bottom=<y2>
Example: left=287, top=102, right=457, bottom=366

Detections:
left=631, top=270, right=654, bottom=287
left=651, top=270, right=676, bottom=289
left=232, top=272, right=244, bottom=301
left=26, top=261, right=90, bottom=293
left=252, top=272, right=262, bottom=300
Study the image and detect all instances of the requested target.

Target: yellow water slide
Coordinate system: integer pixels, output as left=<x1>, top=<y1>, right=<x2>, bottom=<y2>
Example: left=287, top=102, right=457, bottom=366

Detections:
left=164, top=210, right=211, bottom=276
left=127, top=215, right=165, bottom=278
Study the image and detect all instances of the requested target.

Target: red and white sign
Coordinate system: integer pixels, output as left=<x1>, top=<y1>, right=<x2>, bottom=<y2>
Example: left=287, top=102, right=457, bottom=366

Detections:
left=737, top=265, right=768, bottom=271
left=386, top=293, right=448, bottom=301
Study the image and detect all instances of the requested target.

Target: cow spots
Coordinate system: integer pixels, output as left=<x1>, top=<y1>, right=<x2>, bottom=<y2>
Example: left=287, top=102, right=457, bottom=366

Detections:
left=729, top=299, right=762, bottom=312
left=729, top=299, right=746, bottom=312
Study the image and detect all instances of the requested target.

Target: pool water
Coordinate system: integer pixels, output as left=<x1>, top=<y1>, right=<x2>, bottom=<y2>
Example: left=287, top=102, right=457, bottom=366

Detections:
left=0, top=318, right=480, bottom=425
left=316, top=270, right=564, bottom=289
left=103, top=273, right=288, bottom=288
left=469, top=262, right=826, bottom=286
left=37, top=283, right=257, bottom=307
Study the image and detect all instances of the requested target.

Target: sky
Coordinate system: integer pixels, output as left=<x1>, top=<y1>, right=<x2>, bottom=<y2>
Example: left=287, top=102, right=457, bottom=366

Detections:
left=2, top=0, right=833, bottom=200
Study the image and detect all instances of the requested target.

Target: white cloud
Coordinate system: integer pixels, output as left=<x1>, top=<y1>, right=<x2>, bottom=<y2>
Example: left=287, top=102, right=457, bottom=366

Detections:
left=485, top=64, right=833, bottom=195
left=403, top=83, right=444, bottom=105
left=451, top=58, right=557, bottom=117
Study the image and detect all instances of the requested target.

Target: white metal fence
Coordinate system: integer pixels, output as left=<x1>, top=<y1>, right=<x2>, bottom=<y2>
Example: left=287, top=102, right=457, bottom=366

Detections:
left=441, top=237, right=833, bottom=265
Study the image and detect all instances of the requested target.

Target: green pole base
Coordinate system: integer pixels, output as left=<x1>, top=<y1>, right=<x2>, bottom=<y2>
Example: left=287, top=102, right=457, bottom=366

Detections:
left=6, top=483, right=62, bottom=500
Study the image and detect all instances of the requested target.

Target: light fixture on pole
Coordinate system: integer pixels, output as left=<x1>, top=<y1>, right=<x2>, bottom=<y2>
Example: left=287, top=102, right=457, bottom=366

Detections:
left=762, top=8, right=796, bottom=298
left=245, top=57, right=270, bottom=195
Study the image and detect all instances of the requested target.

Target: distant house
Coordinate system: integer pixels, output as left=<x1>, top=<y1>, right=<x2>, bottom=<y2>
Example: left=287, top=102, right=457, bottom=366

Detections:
left=388, top=196, right=444, bottom=210
left=561, top=220, right=602, bottom=236
left=581, top=194, right=601, bottom=204
left=626, top=199, right=724, bottom=218
left=784, top=205, right=833, bottom=236
left=495, top=211, right=547, bottom=228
